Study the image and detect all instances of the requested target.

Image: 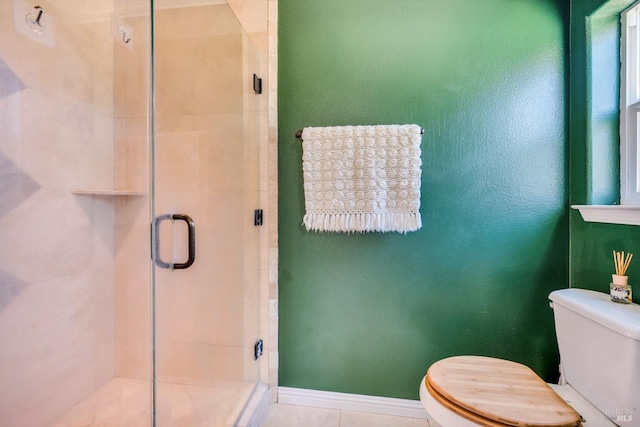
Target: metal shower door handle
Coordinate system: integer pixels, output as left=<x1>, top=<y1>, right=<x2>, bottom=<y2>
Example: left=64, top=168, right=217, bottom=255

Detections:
left=153, top=213, right=195, bottom=270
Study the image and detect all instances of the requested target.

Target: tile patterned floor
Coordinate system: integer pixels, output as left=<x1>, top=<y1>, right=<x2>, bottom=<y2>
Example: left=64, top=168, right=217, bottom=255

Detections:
left=49, top=377, right=244, bottom=427
left=262, top=404, right=437, bottom=427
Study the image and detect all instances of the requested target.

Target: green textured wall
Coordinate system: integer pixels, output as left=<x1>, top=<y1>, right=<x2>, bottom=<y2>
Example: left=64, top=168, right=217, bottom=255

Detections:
left=279, top=0, right=568, bottom=400
left=569, top=0, right=640, bottom=298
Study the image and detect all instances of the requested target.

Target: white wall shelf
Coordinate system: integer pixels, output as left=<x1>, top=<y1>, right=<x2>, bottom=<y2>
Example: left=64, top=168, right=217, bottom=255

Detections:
left=571, top=205, right=640, bottom=226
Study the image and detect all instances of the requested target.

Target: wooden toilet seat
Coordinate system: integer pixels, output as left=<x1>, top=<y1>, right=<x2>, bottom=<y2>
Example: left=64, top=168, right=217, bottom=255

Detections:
left=425, top=356, right=582, bottom=427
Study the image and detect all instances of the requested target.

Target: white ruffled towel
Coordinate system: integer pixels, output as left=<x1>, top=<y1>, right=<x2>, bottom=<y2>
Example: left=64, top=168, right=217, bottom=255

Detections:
left=301, top=124, right=423, bottom=234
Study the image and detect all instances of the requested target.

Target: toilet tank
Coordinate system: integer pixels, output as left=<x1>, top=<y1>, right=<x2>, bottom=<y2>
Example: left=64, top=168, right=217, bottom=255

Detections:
left=549, top=288, right=640, bottom=425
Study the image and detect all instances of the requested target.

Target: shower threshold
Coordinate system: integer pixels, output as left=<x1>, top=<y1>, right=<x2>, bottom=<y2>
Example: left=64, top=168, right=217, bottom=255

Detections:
left=49, top=377, right=246, bottom=427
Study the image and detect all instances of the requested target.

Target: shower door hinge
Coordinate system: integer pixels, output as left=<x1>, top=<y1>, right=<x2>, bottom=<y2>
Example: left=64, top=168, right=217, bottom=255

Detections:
left=254, top=339, right=264, bottom=360
left=253, top=74, right=262, bottom=94
left=254, top=209, right=263, bottom=226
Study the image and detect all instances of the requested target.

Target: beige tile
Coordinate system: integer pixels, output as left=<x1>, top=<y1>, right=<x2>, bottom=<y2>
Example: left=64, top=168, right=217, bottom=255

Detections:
left=155, top=38, right=196, bottom=117
left=187, top=382, right=243, bottom=412
left=206, top=135, right=246, bottom=192
left=267, top=139, right=278, bottom=201
left=227, top=0, right=268, bottom=35
left=156, top=340, right=243, bottom=383
left=50, top=378, right=241, bottom=427
left=267, top=305, right=278, bottom=352
left=53, top=398, right=98, bottom=427
left=268, top=387, right=278, bottom=404
left=50, top=378, right=154, bottom=427
left=258, top=112, right=269, bottom=191
left=153, top=130, right=202, bottom=195
left=113, top=58, right=128, bottom=120
left=91, top=14, right=114, bottom=45
left=117, top=26, right=150, bottom=119
left=0, top=270, right=114, bottom=427
left=154, top=7, right=198, bottom=41
left=113, top=116, right=148, bottom=190
left=155, top=266, right=244, bottom=346
left=18, top=89, right=95, bottom=189
left=340, top=411, right=431, bottom=427
left=263, top=404, right=341, bottom=427
left=91, top=112, right=115, bottom=189
left=156, top=114, right=196, bottom=133
left=114, top=195, right=152, bottom=379
left=155, top=383, right=192, bottom=424
left=190, top=4, right=244, bottom=38
left=193, top=112, right=242, bottom=142
left=247, top=31, right=269, bottom=83
left=91, top=35, right=115, bottom=117
left=267, top=351, right=278, bottom=387
left=114, top=338, right=151, bottom=380
left=245, top=110, right=260, bottom=173
left=204, top=191, right=246, bottom=266
left=0, top=7, right=98, bottom=106
left=193, top=35, right=244, bottom=114
left=152, top=123, right=251, bottom=196
left=115, top=135, right=148, bottom=190
left=243, top=266, right=260, bottom=383
left=0, top=189, right=96, bottom=284
left=155, top=4, right=242, bottom=40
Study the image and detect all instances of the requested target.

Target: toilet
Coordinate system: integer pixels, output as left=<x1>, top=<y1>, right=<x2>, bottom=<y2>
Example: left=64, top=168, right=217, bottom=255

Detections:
left=419, top=288, right=640, bottom=427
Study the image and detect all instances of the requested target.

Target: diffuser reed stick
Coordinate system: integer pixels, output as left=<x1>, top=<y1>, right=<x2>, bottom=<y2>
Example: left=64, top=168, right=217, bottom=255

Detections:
left=613, top=250, right=633, bottom=276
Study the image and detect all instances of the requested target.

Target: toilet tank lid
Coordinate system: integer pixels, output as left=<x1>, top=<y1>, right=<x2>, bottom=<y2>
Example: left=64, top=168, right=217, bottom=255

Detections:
left=549, top=288, right=640, bottom=340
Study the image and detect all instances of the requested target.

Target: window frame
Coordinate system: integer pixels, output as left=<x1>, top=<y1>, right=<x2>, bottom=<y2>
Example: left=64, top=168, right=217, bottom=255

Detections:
left=620, top=1, right=640, bottom=205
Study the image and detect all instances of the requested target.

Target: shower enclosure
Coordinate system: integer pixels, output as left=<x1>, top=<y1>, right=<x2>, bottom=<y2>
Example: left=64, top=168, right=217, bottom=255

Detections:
left=0, top=0, right=261, bottom=426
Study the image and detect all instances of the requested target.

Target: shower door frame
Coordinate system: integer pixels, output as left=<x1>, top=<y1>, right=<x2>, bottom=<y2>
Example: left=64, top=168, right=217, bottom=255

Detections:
left=148, top=2, right=262, bottom=425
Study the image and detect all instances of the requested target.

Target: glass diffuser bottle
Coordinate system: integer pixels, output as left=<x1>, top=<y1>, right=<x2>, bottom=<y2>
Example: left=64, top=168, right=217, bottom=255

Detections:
left=611, top=251, right=633, bottom=304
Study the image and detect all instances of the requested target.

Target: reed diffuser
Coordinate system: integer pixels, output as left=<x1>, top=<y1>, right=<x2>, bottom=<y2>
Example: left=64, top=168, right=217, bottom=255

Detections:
left=611, top=250, right=633, bottom=303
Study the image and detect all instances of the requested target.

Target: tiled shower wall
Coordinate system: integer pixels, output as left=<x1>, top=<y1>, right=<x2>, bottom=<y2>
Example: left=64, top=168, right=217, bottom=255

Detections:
left=0, top=0, right=277, bottom=426
left=0, top=0, right=118, bottom=426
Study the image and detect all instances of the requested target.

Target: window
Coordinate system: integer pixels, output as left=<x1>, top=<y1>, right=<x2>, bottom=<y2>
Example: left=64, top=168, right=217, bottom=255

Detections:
left=571, top=1, right=640, bottom=225
left=621, top=1, right=640, bottom=204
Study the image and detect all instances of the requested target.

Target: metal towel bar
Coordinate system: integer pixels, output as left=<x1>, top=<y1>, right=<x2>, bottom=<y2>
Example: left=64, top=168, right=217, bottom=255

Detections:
left=295, top=127, right=424, bottom=141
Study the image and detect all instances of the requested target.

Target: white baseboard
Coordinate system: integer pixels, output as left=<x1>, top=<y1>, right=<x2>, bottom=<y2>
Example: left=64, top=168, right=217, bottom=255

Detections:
left=277, top=387, right=430, bottom=420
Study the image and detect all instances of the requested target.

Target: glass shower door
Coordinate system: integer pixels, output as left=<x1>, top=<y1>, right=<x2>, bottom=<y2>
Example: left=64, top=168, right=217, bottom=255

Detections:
left=0, top=0, right=259, bottom=425
left=1, top=0, right=155, bottom=426
left=151, top=2, right=261, bottom=426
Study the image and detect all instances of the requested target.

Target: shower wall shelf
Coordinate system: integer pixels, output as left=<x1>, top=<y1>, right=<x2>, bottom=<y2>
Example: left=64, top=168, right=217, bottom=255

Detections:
left=71, top=189, right=147, bottom=196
